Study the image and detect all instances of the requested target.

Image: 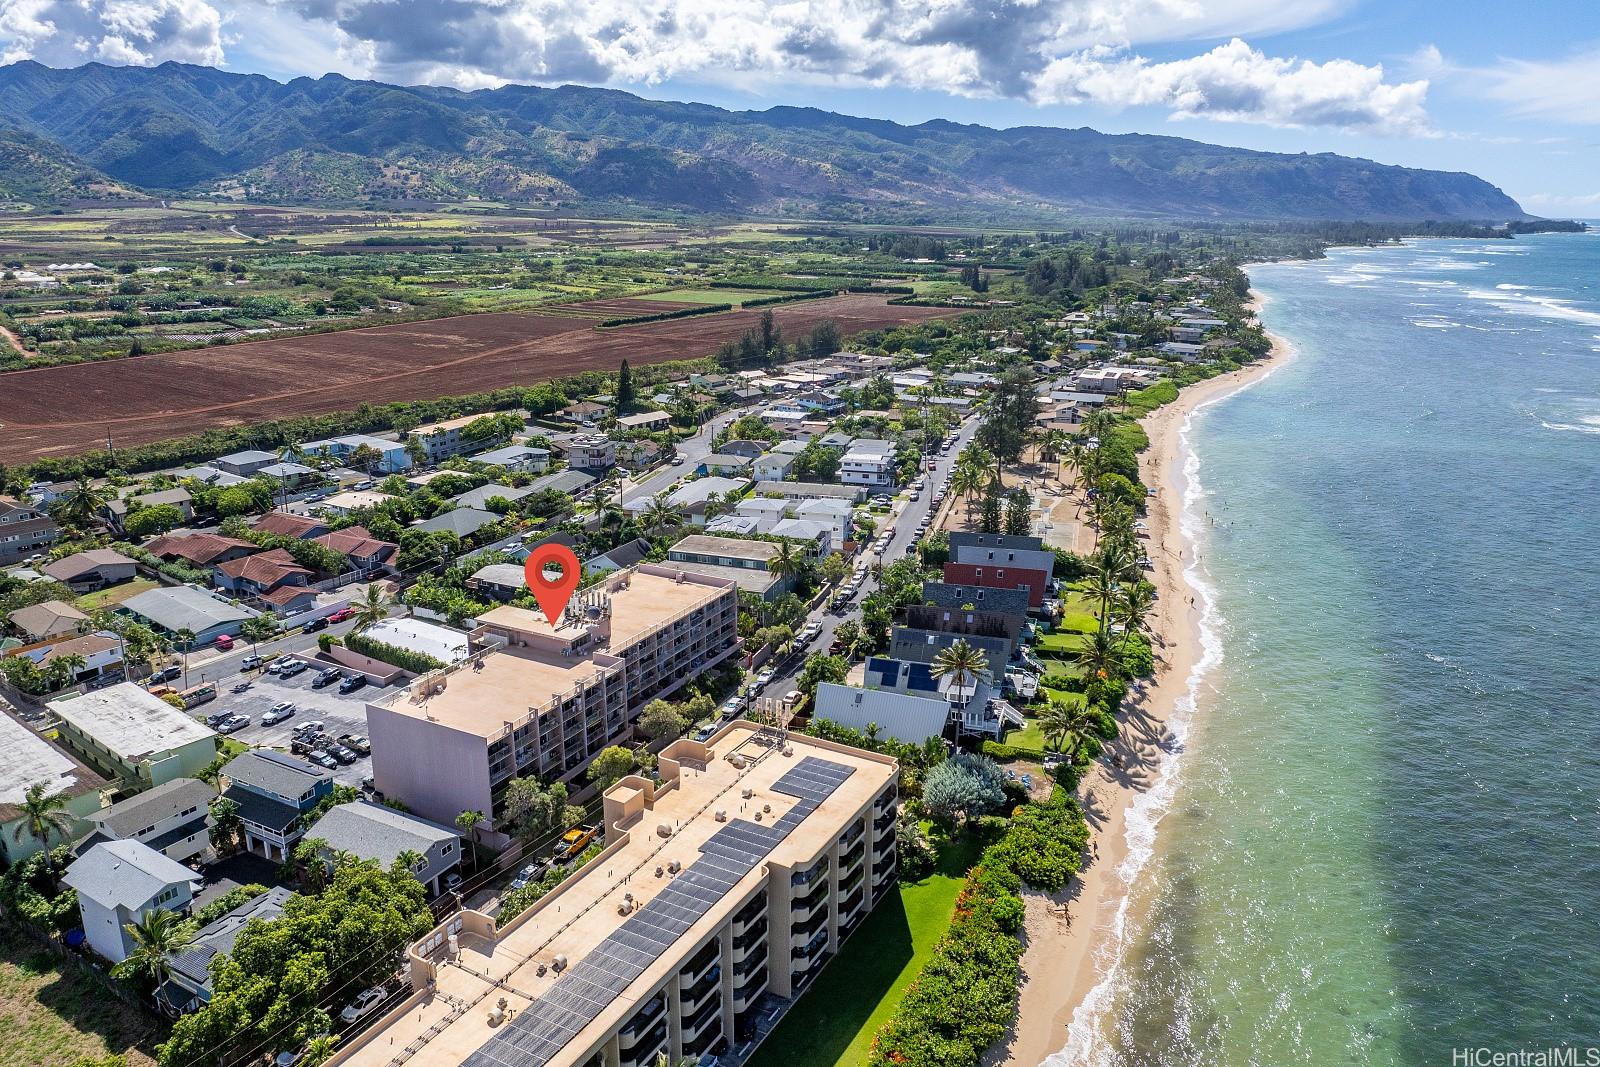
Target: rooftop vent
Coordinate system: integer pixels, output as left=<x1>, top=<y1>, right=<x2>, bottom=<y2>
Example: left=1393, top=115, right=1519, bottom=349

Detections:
left=714, top=810, right=727, bottom=822
left=741, top=787, right=754, bottom=800
left=552, top=954, right=568, bottom=972
left=657, top=823, right=674, bottom=839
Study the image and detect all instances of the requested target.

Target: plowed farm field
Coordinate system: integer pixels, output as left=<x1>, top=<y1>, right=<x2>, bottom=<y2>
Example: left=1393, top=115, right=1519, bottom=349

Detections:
left=0, top=295, right=954, bottom=462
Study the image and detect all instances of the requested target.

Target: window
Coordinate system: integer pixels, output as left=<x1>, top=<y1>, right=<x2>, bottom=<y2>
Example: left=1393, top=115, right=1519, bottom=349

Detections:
left=442, top=842, right=455, bottom=855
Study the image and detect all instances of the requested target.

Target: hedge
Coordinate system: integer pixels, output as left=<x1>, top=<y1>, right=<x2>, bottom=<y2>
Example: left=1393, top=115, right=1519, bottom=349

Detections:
left=866, top=788, right=1089, bottom=1067
left=342, top=631, right=446, bottom=674
left=598, top=303, right=731, bottom=327
left=738, top=290, right=831, bottom=308
left=845, top=285, right=914, bottom=295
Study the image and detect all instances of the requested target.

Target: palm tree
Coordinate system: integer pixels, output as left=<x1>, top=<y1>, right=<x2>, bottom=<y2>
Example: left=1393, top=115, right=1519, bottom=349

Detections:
left=172, top=628, right=196, bottom=687
left=240, top=614, right=278, bottom=657
left=455, top=810, right=485, bottom=874
left=352, top=583, right=389, bottom=631
left=1115, top=581, right=1157, bottom=639
left=112, top=908, right=197, bottom=988
left=280, top=440, right=310, bottom=466
left=767, top=541, right=804, bottom=584
left=1078, top=623, right=1124, bottom=683
left=208, top=797, right=242, bottom=854
left=53, top=477, right=108, bottom=531
left=948, top=462, right=984, bottom=524
left=1037, top=699, right=1096, bottom=757
left=43, top=653, right=87, bottom=692
left=931, top=638, right=988, bottom=706
left=864, top=721, right=880, bottom=743
left=12, top=782, right=73, bottom=853
left=641, top=494, right=684, bottom=537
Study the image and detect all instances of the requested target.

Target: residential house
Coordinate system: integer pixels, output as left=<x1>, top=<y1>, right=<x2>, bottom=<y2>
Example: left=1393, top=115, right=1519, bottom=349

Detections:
left=812, top=682, right=950, bottom=745
left=172, top=465, right=247, bottom=488
left=787, top=498, right=856, bottom=547
left=861, top=656, right=1022, bottom=740
left=557, top=434, right=618, bottom=473
left=304, top=801, right=463, bottom=897
left=17, top=631, right=125, bottom=685
left=316, top=490, right=396, bottom=517
left=948, top=533, right=1056, bottom=577
left=105, top=488, right=195, bottom=528
left=64, top=840, right=200, bottom=964
left=257, top=461, right=318, bottom=487
left=768, top=518, right=834, bottom=556
left=9, top=599, right=89, bottom=641
left=754, top=480, right=864, bottom=504
left=302, top=434, right=412, bottom=474
left=789, top=390, right=846, bottom=416
left=840, top=439, right=897, bottom=488
left=49, top=683, right=219, bottom=790
left=79, top=777, right=215, bottom=863
left=214, top=548, right=313, bottom=600
left=146, top=533, right=257, bottom=569
left=403, top=415, right=485, bottom=464
left=615, top=410, right=671, bottom=432
left=698, top=454, right=754, bottom=478
left=451, top=483, right=536, bottom=512
left=889, top=627, right=1012, bottom=672
left=473, top=445, right=551, bottom=473
left=119, top=585, right=261, bottom=648
left=219, top=751, right=333, bottom=862
left=915, top=582, right=1030, bottom=647
left=667, top=534, right=794, bottom=599
left=313, top=526, right=397, bottom=575
left=466, top=563, right=528, bottom=601
left=252, top=512, right=329, bottom=540
left=39, top=549, right=137, bottom=592
left=0, top=495, right=60, bottom=566
left=162, top=887, right=294, bottom=1013
left=752, top=451, right=796, bottom=481
left=716, top=440, right=767, bottom=460
left=0, top=707, right=110, bottom=865
left=585, top=537, right=652, bottom=574
left=942, top=560, right=1051, bottom=609
left=1158, top=341, right=1207, bottom=362
left=627, top=476, right=751, bottom=526
left=526, top=469, right=597, bottom=498
left=410, top=507, right=501, bottom=540
left=213, top=450, right=278, bottom=476
left=562, top=401, right=609, bottom=425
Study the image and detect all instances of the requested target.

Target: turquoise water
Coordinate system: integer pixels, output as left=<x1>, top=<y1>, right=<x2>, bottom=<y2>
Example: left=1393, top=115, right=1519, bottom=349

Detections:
left=1059, top=234, right=1600, bottom=1067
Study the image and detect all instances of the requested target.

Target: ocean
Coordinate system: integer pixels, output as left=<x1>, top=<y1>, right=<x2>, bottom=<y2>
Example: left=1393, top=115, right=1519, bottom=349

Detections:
left=1059, top=233, right=1600, bottom=1067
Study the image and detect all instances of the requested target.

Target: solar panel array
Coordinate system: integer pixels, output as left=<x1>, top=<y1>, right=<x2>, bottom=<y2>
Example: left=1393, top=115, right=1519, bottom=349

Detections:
left=461, top=756, right=855, bottom=1067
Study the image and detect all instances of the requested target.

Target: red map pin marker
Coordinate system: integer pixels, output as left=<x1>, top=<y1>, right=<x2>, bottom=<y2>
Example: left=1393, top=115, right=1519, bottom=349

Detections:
left=524, top=543, right=581, bottom=625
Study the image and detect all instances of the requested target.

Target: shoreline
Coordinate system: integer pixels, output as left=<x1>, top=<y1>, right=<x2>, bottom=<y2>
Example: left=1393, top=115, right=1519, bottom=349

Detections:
left=999, top=295, right=1297, bottom=1067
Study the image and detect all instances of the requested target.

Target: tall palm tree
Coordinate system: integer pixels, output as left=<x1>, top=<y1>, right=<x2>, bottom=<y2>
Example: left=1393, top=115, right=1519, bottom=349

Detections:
left=948, top=463, right=984, bottom=524
left=112, top=908, right=197, bottom=988
left=352, top=583, right=389, bottom=631
left=932, top=638, right=988, bottom=706
left=1078, top=623, right=1124, bottom=683
left=641, top=494, right=684, bottom=537
left=12, top=782, right=74, bottom=853
left=240, top=614, right=278, bottom=657
left=1085, top=555, right=1120, bottom=626
left=1115, top=581, right=1157, bottom=638
left=1037, top=699, right=1096, bottom=757
left=767, top=541, right=804, bottom=584
left=54, top=478, right=108, bottom=531
left=455, top=810, right=485, bottom=874
left=172, top=628, right=196, bottom=687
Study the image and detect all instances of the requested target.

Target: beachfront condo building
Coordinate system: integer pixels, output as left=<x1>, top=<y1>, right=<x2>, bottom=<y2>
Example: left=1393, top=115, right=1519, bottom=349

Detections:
left=366, top=564, right=741, bottom=827
left=324, top=721, right=900, bottom=1067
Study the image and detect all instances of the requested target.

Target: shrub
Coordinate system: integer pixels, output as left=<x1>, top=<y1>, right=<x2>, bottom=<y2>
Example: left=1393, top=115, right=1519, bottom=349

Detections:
left=598, top=303, right=731, bottom=327
left=194, top=883, right=267, bottom=926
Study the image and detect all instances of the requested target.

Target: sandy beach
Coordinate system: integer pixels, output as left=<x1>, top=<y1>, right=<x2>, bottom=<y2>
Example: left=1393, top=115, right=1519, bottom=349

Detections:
left=993, top=300, right=1296, bottom=1067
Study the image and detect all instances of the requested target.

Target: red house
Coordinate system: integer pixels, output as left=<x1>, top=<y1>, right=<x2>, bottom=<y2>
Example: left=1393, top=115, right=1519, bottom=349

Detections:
left=942, top=561, right=1049, bottom=609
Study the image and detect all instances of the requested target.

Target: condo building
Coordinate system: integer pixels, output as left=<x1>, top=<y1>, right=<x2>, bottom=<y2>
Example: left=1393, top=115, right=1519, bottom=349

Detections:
left=326, top=721, right=899, bottom=1067
left=367, top=564, right=741, bottom=827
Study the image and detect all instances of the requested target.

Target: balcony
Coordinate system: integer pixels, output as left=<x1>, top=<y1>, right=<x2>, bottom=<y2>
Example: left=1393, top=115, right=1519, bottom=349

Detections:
left=681, top=991, right=723, bottom=1043
left=790, top=909, right=828, bottom=947
left=791, top=856, right=830, bottom=889
left=680, top=964, right=722, bottom=1015
left=732, top=919, right=767, bottom=958
left=619, top=1026, right=668, bottom=1067
left=838, top=818, right=864, bottom=850
left=733, top=892, right=767, bottom=930
left=874, top=808, right=896, bottom=833
left=839, top=843, right=865, bottom=876
left=790, top=928, right=828, bottom=962
left=732, top=968, right=769, bottom=1011
left=618, top=1006, right=667, bottom=1052
left=680, top=940, right=720, bottom=985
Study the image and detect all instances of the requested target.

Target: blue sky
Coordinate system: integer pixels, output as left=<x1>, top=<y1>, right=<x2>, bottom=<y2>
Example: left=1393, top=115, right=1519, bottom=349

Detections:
left=4, top=0, right=1598, bottom=215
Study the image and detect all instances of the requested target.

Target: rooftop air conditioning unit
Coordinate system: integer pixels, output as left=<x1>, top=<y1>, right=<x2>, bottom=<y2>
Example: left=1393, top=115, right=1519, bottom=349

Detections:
left=667, top=859, right=681, bottom=874
left=552, top=954, right=568, bottom=972
left=657, top=823, right=674, bottom=839
left=714, top=810, right=727, bottom=822
left=741, top=788, right=754, bottom=800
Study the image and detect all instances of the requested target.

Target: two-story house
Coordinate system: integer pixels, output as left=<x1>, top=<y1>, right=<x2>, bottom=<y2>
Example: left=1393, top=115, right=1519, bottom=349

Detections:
left=305, top=801, right=463, bottom=898
left=78, top=777, right=215, bottom=863
left=219, top=751, right=334, bottom=862
left=0, top=495, right=60, bottom=566
left=64, top=840, right=200, bottom=964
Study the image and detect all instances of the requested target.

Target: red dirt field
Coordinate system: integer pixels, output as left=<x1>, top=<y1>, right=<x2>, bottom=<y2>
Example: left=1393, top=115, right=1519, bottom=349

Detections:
left=0, top=295, right=954, bottom=463
left=545, top=297, right=706, bottom=317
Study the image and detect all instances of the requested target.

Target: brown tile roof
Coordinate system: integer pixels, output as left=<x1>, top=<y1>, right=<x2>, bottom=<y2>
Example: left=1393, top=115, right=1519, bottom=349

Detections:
left=313, top=526, right=396, bottom=561
left=147, top=533, right=257, bottom=566
left=252, top=512, right=326, bottom=539
left=215, top=548, right=311, bottom=589
left=37, top=632, right=121, bottom=664
left=258, top=585, right=318, bottom=608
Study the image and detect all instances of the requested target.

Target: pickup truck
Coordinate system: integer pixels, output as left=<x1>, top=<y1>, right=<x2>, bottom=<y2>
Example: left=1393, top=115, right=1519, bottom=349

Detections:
left=555, top=825, right=598, bottom=862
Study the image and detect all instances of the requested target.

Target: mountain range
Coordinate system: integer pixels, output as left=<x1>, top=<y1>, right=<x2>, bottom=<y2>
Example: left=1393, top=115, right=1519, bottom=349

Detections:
left=0, top=61, right=1530, bottom=223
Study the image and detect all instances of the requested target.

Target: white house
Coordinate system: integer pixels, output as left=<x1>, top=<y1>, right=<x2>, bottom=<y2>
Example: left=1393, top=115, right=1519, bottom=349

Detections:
left=840, top=439, right=897, bottom=488
left=64, top=840, right=200, bottom=963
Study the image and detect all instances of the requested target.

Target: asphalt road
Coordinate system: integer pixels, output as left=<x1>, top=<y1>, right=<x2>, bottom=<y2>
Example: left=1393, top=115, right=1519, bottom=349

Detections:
left=619, top=406, right=758, bottom=507
left=757, top=413, right=981, bottom=701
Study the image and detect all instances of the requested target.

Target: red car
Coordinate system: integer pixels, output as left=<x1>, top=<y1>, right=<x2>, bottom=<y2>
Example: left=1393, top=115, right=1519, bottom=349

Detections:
left=327, top=608, right=356, bottom=623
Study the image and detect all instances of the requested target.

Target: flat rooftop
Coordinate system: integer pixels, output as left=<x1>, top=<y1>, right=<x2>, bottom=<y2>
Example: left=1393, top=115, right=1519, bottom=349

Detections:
left=48, top=682, right=216, bottom=760
left=0, top=709, right=108, bottom=821
left=378, top=646, right=606, bottom=737
left=335, top=722, right=894, bottom=1067
left=483, top=566, right=732, bottom=650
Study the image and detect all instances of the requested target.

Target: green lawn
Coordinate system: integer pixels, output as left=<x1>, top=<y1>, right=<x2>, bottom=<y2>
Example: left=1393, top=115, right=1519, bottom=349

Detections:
left=76, top=578, right=158, bottom=611
left=0, top=928, right=159, bottom=1067
left=744, top=832, right=983, bottom=1067
left=649, top=288, right=783, bottom=305
left=1035, top=631, right=1088, bottom=656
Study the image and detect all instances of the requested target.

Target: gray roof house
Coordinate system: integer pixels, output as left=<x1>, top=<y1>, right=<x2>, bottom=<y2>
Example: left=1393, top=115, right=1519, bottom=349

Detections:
left=162, top=886, right=295, bottom=1012
left=79, top=777, right=215, bottom=863
left=63, top=840, right=200, bottom=964
left=466, top=562, right=528, bottom=600
left=119, top=585, right=260, bottom=647
left=305, top=801, right=463, bottom=897
left=451, top=484, right=537, bottom=511
left=220, top=751, right=334, bottom=862
left=411, top=507, right=501, bottom=539
left=527, top=469, right=597, bottom=497
left=812, top=682, right=951, bottom=745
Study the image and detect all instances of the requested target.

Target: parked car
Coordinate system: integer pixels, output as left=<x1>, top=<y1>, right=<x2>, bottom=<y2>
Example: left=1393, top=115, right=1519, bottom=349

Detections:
left=340, top=986, right=387, bottom=1024
left=510, top=861, right=547, bottom=890
left=719, top=695, right=743, bottom=719
left=670, top=454, right=685, bottom=465
left=154, top=665, right=182, bottom=682
left=312, top=668, right=341, bottom=688
left=556, top=825, right=599, bottom=862
left=215, top=714, right=251, bottom=734
left=262, top=702, right=296, bottom=725
left=327, top=607, right=357, bottom=623
left=328, top=744, right=359, bottom=765
left=279, top=659, right=309, bottom=678
left=240, top=654, right=263, bottom=671
left=302, top=616, right=327, bottom=633
left=693, top=723, right=716, bottom=742
left=308, top=751, right=339, bottom=770
left=337, top=734, right=371, bottom=755
left=445, top=872, right=463, bottom=893
left=213, top=634, right=235, bottom=651
left=296, top=720, right=325, bottom=735
left=756, top=669, right=775, bottom=688
left=339, top=674, right=367, bottom=694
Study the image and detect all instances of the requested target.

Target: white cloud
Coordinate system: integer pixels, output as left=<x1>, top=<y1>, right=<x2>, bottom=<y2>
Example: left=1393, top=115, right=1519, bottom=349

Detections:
left=1518, top=190, right=1600, bottom=215
left=1476, top=45, right=1600, bottom=125
left=0, top=0, right=224, bottom=66
left=0, top=0, right=1427, bottom=133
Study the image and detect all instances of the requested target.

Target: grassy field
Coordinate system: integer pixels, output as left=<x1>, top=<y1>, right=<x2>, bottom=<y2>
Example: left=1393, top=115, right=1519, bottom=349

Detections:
left=744, top=832, right=983, bottom=1067
left=76, top=578, right=159, bottom=610
left=0, top=928, right=159, bottom=1067
left=649, top=288, right=783, bottom=305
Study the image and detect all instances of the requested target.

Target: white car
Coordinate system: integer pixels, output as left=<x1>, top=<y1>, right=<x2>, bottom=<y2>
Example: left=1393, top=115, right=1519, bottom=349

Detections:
left=756, top=669, right=776, bottom=687
left=261, top=702, right=296, bottom=725
left=340, top=986, right=387, bottom=1024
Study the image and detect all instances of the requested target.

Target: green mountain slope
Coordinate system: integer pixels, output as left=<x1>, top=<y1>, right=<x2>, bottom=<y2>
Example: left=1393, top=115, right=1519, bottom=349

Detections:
left=0, top=124, right=142, bottom=206
left=0, top=60, right=1529, bottom=222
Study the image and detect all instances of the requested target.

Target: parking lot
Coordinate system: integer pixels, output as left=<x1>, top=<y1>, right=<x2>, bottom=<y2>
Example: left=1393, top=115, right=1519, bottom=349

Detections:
left=209, top=659, right=377, bottom=788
